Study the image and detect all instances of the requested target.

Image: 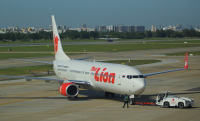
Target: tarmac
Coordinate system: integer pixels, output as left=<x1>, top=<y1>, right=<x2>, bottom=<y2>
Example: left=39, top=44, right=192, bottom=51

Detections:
left=0, top=46, right=200, bottom=121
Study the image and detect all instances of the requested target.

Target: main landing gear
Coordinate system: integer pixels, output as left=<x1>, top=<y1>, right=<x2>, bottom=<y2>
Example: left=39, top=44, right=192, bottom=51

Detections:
left=105, top=91, right=115, bottom=97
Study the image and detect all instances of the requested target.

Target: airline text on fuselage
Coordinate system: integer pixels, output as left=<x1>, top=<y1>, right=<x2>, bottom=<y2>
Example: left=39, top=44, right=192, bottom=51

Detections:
left=57, top=65, right=68, bottom=68
left=90, top=66, right=116, bottom=84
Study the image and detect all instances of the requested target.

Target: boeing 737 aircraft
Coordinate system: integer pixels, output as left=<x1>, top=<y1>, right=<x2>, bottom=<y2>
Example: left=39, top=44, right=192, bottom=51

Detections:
left=0, top=15, right=188, bottom=104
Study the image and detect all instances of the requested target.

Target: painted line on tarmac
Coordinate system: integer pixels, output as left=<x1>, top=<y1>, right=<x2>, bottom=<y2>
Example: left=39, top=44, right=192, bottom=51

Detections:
left=0, top=93, right=87, bottom=106
left=0, top=93, right=59, bottom=106
left=1, top=106, right=184, bottom=117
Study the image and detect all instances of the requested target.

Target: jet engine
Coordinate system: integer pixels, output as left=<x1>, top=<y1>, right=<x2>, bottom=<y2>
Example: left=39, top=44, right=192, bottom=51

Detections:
left=59, top=82, right=79, bottom=98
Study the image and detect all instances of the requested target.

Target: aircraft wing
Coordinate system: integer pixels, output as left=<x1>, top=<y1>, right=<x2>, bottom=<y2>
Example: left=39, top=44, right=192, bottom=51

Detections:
left=10, top=56, right=93, bottom=64
left=10, top=58, right=53, bottom=64
left=0, top=75, right=91, bottom=87
left=143, top=68, right=185, bottom=78
left=143, top=52, right=188, bottom=78
left=76, top=56, right=93, bottom=60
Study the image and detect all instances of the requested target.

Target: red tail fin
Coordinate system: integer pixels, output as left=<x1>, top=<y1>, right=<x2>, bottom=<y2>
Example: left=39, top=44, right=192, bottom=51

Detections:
left=184, top=52, right=188, bottom=69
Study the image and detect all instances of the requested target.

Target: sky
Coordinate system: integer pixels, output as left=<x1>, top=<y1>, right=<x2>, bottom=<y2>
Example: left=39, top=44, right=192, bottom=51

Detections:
left=0, top=0, right=200, bottom=29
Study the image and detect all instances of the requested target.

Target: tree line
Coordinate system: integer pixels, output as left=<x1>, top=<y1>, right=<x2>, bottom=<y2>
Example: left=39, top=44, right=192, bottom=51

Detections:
left=0, top=29, right=200, bottom=42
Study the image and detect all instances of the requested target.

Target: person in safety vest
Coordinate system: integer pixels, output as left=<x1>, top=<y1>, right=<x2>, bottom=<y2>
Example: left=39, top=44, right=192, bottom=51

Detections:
left=122, top=94, right=129, bottom=108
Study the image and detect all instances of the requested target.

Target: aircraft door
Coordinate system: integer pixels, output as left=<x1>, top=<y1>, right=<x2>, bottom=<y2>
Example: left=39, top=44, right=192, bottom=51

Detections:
left=84, top=70, right=90, bottom=81
left=66, top=67, right=70, bottom=79
left=118, top=71, right=123, bottom=85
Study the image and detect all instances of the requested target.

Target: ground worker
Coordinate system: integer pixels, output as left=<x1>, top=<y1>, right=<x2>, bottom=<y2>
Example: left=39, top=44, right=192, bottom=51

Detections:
left=122, top=94, right=129, bottom=108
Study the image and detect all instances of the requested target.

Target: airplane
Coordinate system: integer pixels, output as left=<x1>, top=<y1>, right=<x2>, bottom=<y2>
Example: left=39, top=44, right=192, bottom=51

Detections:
left=0, top=15, right=189, bottom=104
left=102, top=35, right=114, bottom=42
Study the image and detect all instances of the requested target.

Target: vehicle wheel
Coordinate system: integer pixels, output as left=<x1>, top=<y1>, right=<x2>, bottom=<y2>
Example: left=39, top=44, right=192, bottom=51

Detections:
left=178, top=102, right=184, bottom=108
left=105, top=92, right=110, bottom=98
left=164, top=102, right=170, bottom=108
left=130, top=99, right=135, bottom=105
left=111, top=93, right=115, bottom=97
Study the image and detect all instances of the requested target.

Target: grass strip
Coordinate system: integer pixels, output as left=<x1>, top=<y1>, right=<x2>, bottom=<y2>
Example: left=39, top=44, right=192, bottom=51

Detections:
left=0, top=65, right=53, bottom=75
left=0, top=53, right=53, bottom=59
left=166, top=51, right=200, bottom=56
left=0, top=53, right=84, bottom=60
left=103, top=60, right=161, bottom=66
left=0, top=43, right=200, bottom=52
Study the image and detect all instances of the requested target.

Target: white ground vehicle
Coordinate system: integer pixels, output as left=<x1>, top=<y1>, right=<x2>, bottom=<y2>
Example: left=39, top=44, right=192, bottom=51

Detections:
left=156, top=91, right=194, bottom=108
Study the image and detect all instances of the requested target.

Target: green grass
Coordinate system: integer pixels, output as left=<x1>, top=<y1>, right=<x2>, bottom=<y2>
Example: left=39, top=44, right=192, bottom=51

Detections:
left=0, top=53, right=83, bottom=59
left=103, top=60, right=161, bottom=66
left=0, top=39, right=105, bottom=44
left=0, top=65, right=53, bottom=75
left=145, top=40, right=200, bottom=43
left=0, top=53, right=53, bottom=59
left=0, top=60, right=161, bottom=75
left=0, top=43, right=200, bottom=52
left=166, top=51, right=200, bottom=56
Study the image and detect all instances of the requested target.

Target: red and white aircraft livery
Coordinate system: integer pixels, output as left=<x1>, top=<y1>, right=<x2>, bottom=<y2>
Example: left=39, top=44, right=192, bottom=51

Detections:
left=0, top=15, right=188, bottom=102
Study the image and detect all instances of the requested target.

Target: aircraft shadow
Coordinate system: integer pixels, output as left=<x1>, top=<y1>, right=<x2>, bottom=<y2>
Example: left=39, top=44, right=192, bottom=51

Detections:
left=0, top=90, right=199, bottom=104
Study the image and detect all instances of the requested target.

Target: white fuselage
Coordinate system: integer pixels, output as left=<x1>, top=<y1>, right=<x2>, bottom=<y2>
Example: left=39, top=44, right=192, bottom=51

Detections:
left=53, top=60, right=146, bottom=95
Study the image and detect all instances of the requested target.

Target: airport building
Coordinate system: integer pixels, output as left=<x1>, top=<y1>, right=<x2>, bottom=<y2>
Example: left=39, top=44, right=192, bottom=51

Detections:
left=69, top=28, right=96, bottom=32
left=98, top=25, right=145, bottom=32
left=98, top=25, right=107, bottom=32
left=151, top=25, right=155, bottom=32
left=162, top=24, right=185, bottom=31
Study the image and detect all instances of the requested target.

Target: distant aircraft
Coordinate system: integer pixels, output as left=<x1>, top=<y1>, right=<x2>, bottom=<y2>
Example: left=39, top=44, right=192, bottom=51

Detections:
left=0, top=15, right=188, bottom=104
left=103, top=35, right=114, bottom=42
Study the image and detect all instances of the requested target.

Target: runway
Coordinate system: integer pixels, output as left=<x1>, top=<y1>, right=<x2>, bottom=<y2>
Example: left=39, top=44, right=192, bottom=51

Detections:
left=0, top=47, right=200, bottom=121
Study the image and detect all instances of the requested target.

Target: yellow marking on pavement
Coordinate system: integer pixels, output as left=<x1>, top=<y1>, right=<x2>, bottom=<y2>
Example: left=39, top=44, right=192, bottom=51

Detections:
left=0, top=93, right=59, bottom=106
left=94, top=99, right=120, bottom=102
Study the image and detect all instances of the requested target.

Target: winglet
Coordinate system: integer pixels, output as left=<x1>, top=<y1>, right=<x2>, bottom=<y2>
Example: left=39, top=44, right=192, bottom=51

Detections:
left=184, top=52, right=188, bottom=69
left=52, top=15, right=70, bottom=61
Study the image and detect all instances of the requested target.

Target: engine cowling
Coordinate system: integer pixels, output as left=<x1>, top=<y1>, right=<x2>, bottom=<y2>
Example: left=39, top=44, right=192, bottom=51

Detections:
left=59, top=82, right=79, bottom=97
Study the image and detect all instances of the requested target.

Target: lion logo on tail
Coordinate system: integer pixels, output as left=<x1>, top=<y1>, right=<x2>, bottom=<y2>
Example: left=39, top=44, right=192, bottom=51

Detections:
left=54, top=35, right=59, bottom=54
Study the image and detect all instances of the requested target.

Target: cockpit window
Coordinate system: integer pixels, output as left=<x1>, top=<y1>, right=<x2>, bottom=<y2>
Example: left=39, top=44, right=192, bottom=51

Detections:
left=139, top=75, right=144, bottom=78
left=127, top=75, right=144, bottom=79
left=133, top=75, right=139, bottom=78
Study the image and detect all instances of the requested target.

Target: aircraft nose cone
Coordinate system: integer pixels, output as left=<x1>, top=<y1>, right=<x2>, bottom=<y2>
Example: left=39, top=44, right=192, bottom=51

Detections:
left=135, top=79, right=146, bottom=95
